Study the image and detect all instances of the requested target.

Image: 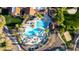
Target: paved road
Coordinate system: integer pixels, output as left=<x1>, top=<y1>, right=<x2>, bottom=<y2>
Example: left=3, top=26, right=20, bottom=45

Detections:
left=11, top=33, right=64, bottom=51
left=35, top=33, right=63, bottom=51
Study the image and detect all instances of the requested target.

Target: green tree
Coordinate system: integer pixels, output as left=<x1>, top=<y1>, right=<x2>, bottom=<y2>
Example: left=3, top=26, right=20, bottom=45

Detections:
left=55, top=7, right=79, bottom=34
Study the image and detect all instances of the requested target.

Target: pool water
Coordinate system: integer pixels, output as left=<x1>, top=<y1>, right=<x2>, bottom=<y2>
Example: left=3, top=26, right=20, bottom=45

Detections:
left=21, top=15, right=51, bottom=45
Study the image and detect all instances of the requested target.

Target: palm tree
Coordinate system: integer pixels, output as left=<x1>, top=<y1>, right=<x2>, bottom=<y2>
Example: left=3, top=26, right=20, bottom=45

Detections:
left=54, top=7, right=79, bottom=34
left=51, top=7, right=79, bottom=50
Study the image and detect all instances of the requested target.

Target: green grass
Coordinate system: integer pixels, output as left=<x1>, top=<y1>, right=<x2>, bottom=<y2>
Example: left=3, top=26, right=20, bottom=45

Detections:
left=4, top=15, right=23, bottom=29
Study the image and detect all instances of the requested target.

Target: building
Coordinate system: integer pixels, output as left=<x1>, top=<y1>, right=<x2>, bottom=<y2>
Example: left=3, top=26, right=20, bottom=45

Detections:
left=11, top=7, right=36, bottom=16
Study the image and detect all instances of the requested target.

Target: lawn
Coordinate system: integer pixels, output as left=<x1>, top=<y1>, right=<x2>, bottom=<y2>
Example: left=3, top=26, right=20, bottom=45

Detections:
left=4, top=15, right=23, bottom=29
